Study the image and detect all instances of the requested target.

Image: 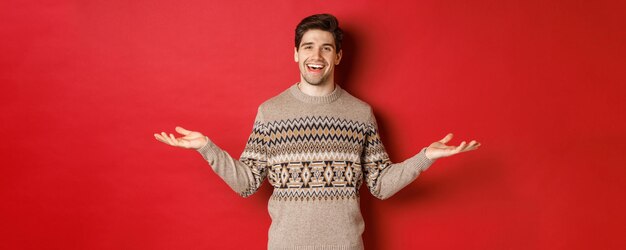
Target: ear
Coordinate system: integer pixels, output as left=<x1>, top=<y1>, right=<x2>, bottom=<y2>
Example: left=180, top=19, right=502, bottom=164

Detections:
left=294, top=47, right=299, bottom=63
left=335, top=50, right=343, bottom=65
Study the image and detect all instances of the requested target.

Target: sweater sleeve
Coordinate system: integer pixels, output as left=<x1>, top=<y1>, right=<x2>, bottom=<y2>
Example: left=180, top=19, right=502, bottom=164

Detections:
left=362, top=109, right=435, bottom=200
left=196, top=109, right=269, bottom=198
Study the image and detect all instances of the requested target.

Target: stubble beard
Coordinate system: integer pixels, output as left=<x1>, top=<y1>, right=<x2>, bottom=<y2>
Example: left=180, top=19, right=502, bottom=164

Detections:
left=300, top=63, right=332, bottom=86
left=301, top=72, right=327, bottom=86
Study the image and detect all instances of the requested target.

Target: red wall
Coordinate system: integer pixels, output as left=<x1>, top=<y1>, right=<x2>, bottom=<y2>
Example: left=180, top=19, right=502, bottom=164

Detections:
left=2, top=1, right=625, bottom=249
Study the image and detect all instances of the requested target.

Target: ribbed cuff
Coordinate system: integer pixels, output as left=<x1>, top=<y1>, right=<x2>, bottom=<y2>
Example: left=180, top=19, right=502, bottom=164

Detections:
left=196, top=136, right=221, bottom=163
left=413, top=147, right=436, bottom=172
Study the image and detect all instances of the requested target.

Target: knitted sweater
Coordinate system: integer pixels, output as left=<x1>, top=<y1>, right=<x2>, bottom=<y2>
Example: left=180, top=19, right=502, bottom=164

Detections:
left=196, top=83, right=435, bottom=250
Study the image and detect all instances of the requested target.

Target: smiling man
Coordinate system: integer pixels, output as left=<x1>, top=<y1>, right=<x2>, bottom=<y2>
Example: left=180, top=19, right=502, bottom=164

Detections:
left=155, top=14, right=480, bottom=250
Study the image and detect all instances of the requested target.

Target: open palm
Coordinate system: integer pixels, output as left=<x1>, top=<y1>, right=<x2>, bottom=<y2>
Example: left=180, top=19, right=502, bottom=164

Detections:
left=154, top=126, right=207, bottom=149
left=425, top=133, right=481, bottom=160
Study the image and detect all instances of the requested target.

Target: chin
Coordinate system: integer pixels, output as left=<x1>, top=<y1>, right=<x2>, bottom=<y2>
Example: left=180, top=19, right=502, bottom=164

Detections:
left=302, top=75, right=327, bottom=86
left=306, top=81, right=324, bottom=86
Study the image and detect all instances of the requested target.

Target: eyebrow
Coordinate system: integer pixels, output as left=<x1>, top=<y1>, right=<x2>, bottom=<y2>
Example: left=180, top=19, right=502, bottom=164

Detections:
left=300, top=42, right=335, bottom=48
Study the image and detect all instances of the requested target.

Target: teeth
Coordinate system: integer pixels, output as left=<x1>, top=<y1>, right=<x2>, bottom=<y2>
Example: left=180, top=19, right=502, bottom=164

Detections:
left=307, top=64, right=324, bottom=69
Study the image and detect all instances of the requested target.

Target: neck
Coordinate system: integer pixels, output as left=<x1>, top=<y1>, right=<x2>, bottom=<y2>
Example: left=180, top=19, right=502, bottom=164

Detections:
left=297, top=79, right=335, bottom=97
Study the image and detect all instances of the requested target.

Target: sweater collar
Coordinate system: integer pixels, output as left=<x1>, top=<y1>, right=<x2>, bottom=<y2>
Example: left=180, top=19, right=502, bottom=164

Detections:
left=289, top=83, right=343, bottom=104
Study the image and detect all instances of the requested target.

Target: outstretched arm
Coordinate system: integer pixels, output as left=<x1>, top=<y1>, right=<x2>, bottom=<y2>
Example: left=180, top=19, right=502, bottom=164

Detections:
left=154, top=123, right=268, bottom=198
left=363, top=112, right=480, bottom=200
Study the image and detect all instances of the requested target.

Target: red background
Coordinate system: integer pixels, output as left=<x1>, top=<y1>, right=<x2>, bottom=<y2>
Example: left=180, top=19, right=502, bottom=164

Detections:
left=2, top=1, right=625, bottom=249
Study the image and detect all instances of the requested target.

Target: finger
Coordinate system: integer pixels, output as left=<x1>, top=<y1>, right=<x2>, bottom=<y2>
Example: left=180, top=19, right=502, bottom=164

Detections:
left=175, top=126, right=191, bottom=136
left=159, top=132, right=170, bottom=144
left=439, top=133, right=453, bottom=144
left=154, top=133, right=166, bottom=143
left=161, top=132, right=173, bottom=145
left=454, top=141, right=467, bottom=153
left=467, top=140, right=482, bottom=150
left=465, top=141, right=479, bottom=150
left=169, top=133, right=178, bottom=146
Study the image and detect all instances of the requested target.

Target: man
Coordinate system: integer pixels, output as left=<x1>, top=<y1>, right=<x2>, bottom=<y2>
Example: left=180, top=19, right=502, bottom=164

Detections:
left=154, top=14, right=480, bottom=250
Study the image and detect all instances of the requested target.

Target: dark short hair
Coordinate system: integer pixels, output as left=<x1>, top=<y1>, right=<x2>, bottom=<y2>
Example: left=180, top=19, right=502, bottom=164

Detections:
left=295, top=14, right=343, bottom=52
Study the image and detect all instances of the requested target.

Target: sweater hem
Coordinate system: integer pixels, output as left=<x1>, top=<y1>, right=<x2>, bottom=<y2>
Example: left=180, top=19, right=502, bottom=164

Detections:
left=270, top=243, right=363, bottom=250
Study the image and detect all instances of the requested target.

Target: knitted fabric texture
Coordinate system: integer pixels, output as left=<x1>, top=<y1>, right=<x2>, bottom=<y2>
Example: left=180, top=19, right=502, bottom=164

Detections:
left=197, top=83, right=435, bottom=250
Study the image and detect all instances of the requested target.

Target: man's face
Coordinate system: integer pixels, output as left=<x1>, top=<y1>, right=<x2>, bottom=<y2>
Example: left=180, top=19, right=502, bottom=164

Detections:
left=294, top=29, right=342, bottom=86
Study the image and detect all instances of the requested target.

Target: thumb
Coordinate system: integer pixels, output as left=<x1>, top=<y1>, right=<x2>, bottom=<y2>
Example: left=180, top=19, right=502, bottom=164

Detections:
left=439, top=133, right=453, bottom=144
left=175, top=126, right=192, bottom=135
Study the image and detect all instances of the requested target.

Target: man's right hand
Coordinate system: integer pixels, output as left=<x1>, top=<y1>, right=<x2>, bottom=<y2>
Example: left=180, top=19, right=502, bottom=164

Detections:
left=154, top=126, right=208, bottom=150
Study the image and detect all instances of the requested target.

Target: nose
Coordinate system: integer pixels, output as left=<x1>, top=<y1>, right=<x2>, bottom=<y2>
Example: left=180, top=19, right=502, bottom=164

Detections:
left=311, top=48, right=323, bottom=59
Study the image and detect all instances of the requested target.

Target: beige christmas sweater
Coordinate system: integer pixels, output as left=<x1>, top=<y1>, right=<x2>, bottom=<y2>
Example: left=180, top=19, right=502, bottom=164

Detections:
left=196, top=83, right=435, bottom=250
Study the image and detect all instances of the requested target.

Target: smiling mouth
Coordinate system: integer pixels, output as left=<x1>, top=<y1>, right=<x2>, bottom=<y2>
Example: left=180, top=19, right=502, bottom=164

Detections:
left=306, top=63, right=325, bottom=72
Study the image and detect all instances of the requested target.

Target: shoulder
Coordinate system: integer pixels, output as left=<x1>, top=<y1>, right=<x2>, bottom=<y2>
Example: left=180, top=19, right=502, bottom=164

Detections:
left=339, top=89, right=372, bottom=110
left=256, top=86, right=292, bottom=113
left=337, top=88, right=375, bottom=121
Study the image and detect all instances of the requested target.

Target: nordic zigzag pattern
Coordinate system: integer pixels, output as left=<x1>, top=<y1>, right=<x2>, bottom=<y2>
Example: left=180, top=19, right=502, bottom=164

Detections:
left=239, top=116, right=392, bottom=201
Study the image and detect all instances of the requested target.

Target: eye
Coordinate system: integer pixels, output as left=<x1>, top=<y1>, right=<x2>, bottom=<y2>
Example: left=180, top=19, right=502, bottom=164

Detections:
left=303, top=45, right=313, bottom=50
left=323, top=47, right=332, bottom=52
